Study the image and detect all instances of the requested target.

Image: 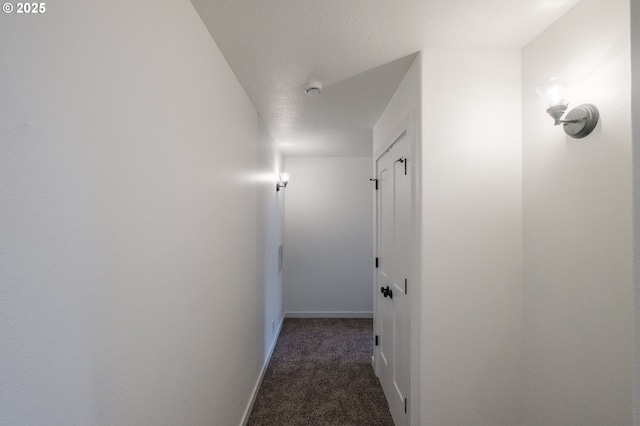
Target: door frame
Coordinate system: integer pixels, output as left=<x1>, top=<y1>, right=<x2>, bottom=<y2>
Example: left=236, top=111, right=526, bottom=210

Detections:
left=372, top=110, right=421, bottom=426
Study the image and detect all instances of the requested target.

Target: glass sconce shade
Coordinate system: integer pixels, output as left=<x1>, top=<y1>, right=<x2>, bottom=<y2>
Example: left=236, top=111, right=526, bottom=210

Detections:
left=279, top=172, right=290, bottom=185
left=536, top=76, right=577, bottom=124
left=276, top=172, right=290, bottom=192
left=536, top=76, right=576, bottom=109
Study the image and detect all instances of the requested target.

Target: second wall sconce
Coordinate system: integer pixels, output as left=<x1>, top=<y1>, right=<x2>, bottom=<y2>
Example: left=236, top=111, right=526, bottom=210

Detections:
left=536, top=76, right=599, bottom=139
left=276, top=172, right=290, bottom=192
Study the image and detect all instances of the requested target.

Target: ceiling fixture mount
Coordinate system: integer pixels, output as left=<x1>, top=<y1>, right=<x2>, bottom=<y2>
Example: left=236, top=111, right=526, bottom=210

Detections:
left=304, top=80, right=322, bottom=96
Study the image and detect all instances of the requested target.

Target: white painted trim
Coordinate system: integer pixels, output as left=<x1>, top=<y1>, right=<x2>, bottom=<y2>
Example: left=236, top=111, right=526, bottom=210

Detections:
left=285, top=311, right=373, bottom=318
left=410, top=103, right=421, bottom=426
left=240, top=313, right=285, bottom=426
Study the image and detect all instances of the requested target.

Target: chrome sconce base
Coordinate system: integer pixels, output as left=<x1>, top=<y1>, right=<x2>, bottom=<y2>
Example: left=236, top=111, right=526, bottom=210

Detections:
left=561, top=103, right=599, bottom=139
left=546, top=103, right=599, bottom=139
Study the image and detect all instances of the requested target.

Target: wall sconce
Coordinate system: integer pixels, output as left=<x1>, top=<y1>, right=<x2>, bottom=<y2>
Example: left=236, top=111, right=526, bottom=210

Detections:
left=536, top=76, right=599, bottom=139
left=276, top=172, right=290, bottom=192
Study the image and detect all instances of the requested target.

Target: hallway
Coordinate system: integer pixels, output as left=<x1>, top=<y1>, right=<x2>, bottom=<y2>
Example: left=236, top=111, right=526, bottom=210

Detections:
left=247, top=319, right=393, bottom=426
left=1, top=1, right=638, bottom=425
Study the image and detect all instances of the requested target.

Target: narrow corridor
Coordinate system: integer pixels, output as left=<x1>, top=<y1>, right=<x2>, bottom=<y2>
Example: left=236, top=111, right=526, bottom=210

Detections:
left=248, top=318, right=394, bottom=426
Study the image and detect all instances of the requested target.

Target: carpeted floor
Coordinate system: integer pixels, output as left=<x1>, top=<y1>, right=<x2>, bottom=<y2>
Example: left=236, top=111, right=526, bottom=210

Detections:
left=247, top=318, right=394, bottom=426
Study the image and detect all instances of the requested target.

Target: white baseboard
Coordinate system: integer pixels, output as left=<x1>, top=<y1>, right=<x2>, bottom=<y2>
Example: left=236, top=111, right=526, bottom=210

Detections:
left=240, top=313, right=285, bottom=426
left=285, top=311, right=373, bottom=318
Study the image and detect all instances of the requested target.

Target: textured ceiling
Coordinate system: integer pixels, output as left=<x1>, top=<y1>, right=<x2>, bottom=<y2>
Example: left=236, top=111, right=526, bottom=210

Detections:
left=191, top=0, right=580, bottom=156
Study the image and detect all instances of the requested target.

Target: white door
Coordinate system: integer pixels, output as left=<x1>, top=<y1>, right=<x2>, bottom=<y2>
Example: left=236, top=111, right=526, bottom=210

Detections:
left=374, top=126, right=411, bottom=426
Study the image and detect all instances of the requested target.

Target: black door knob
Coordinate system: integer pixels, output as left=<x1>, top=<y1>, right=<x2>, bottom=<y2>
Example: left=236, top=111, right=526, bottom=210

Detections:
left=381, top=285, right=393, bottom=299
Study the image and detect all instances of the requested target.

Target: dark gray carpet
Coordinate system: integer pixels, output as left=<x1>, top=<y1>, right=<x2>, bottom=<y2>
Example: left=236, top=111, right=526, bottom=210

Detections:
left=247, top=318, right=394, bottom=426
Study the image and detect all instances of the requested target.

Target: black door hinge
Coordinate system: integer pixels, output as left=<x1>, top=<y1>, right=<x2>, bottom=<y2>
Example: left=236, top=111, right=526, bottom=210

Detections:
left=395, top=157, right=407, bottom=175
left=375, top=335, right=379, bottom=346
left=405, top=398, right=407, bottom=413
left=375, top=257, right=379, bottom=268
left=404, top=278, right=408, bottom=294
left=369, top=178, right=378, bottom=190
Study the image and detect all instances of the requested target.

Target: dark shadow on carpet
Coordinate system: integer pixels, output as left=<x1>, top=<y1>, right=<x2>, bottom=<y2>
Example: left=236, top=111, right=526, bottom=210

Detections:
left=247, top=318, right=394, bottom=426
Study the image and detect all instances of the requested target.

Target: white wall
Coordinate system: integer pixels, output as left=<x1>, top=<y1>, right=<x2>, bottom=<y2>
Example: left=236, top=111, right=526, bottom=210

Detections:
left=522, top=0, right=633, bottom=424
left=283, top=157, right=373, bottom=316
left=373, top=56, right=421, bottom=154
left=256, top=117, right=286, bottom=354
left=0, top=1, right=282, bottom=425
left=418, top=49, right=524, bottom=426
left=376, top=49, right=523, bottom=426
